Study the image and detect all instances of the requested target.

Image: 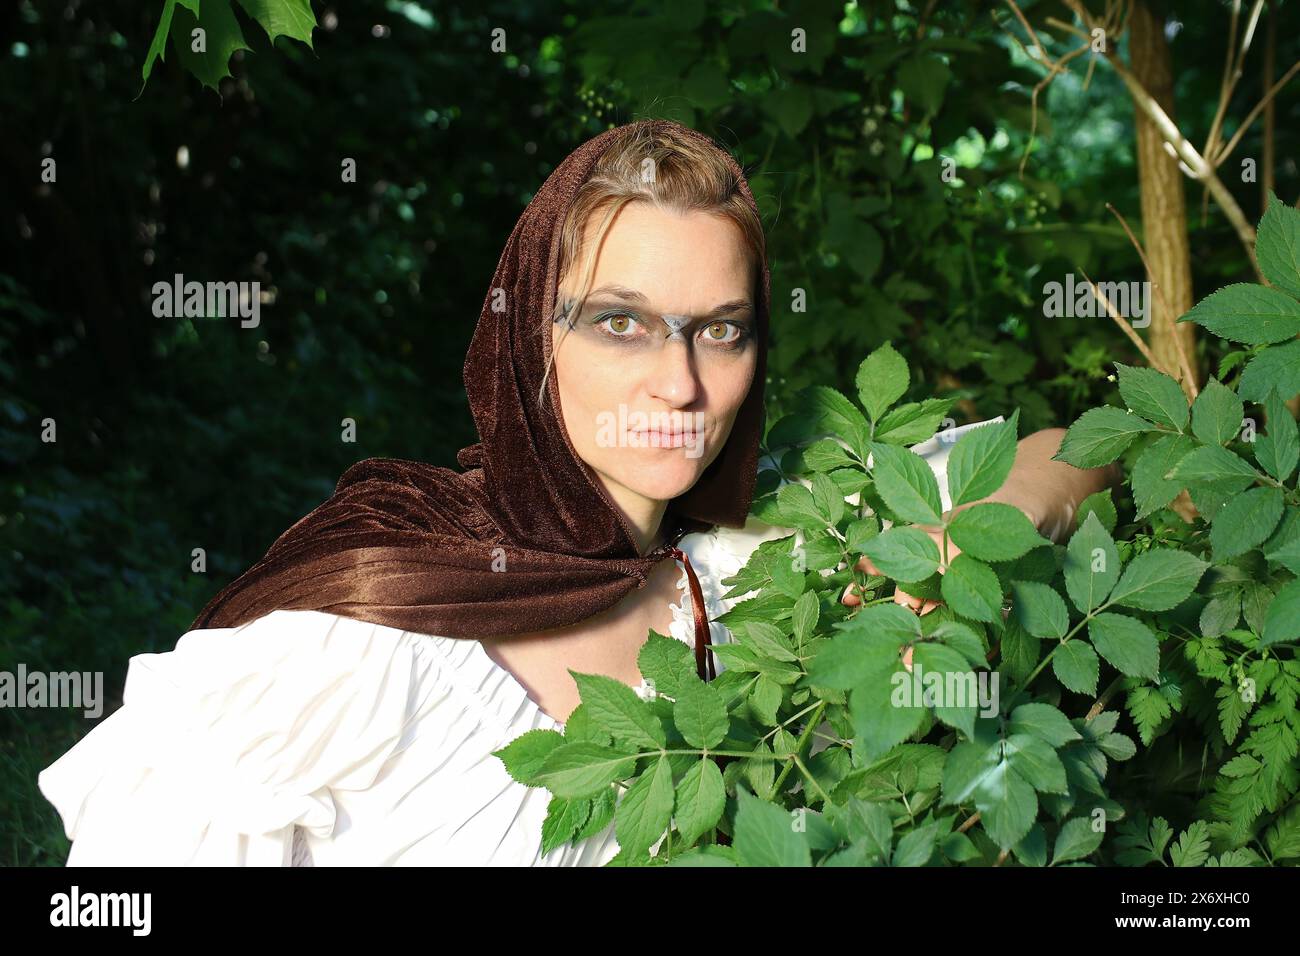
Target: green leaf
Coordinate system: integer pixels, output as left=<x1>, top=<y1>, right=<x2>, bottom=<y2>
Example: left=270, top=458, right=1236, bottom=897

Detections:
left=1116, top=364, right=1189, bottom=432
left=1008, top=702, right=1082, bottom=747
left=534, top=742, right=639, bottom=798
left=1262, top=578, right=1300, bottom=646
left=813, top=604, right=919, bottom=688
left=891, top=824, right=939, bottom=867
left=1077, top=488, right=1117, bottom=533
left=1131, top=435, right=1196, bottom=519
left=1052, top=817, right=1104, bottom=865
left=870, top=443, right=944, bottom=525
left=493, top=728, right=567, bottom=785
left=792, top=591, right=820, bottom=645
left=850, top=654, right=927, bottom=759
left=898, top=53, right=952, bottom=114
left=940, top=554, right=1003, bottom=622
left=948, top=502, right=1048, bottom=561
left=1063, top=512, right=1120, bottom=614
left=234, top=0, right=317, bottom=47
left=1178, top=283, right=1300, bottom=344
left=674, top=758, right=726, bottom=846
left=673, top=677, right=730, bottom=749
left=1055, top=407, right=1156, bottom=468
left=171, top=0, right=253, bottom=93
left=855, top=341, right=909, bottom=421
left=1107, top=550, right=1209, bottom=611
left=572, top=672, right=667, bottom=749
left=1256, top=388, right=1299, bottom=482
left=802, top=439, right=858, bottom=472
left=1255, top=191, right=1300, bottom=298
left=1011, top=580, right=1069, bottom=639
left=1088, top=612, right=1160, bottom=680
left=638, top=630, right=697, bottom=699
left=1053, top=640, right=1100, bottom=695
left=945, top=412, right=1020, bottom=506
left=1167, top=444, right=1258, bottom=487
left=1210, top=486, right=1285, bottom=561
left=976, top=760, right=1038, bottom=850
left=810, top=472, right=846, bottom=526
left=777, top=482, right=828, bottom=531
left=1239, top=340, right=1300, bottom=403
left=732, top=788, right=811, bottom=867
left=873, top=398, right=955, bottom=445
left=540, top=794, right=592, bottom=854
left=614, top=755, right=675, bottom=857
left=1190, top=378, right=1244, bottom=446
left=1004, top=733, right=1068, bottom=795
left=859, top=526, right=941, bottom=582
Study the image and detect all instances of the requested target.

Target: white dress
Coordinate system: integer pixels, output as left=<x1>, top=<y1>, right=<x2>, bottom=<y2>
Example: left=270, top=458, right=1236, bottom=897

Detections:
left=37, top=419, right=999, bottom=866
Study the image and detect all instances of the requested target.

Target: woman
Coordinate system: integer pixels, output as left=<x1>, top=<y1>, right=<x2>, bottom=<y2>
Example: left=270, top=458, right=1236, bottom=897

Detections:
left=37, top=119, right=1115, bottom=866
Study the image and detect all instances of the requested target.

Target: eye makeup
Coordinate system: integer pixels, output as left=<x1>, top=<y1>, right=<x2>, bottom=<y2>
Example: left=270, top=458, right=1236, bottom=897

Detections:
left=565, top=298, right=755, bottom=353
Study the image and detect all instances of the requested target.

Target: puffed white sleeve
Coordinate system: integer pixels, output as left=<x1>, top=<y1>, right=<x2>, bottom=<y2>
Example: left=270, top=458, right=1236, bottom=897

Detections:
left=37, top=609, right=418, bottom=866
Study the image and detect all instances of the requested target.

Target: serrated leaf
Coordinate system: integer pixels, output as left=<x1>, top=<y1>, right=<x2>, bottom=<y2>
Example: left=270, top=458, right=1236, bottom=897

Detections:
left=1131, top=435, right=1196, bottom=519
left=1053, top=640, right=1100, bottom=695
left=573, top=672, right=667, bottom=749
left=1011, top=580, right=1069, bottom=639
left=870, top=443, right=944, bottom=525
left=614, top=755, right=675, bottom=857
left=1262, top=578, right=1300, bottom=646
left=1178, top=282, right=1300, bottom=344
left=856, top=341, right=909, bottom=421
left=1190, top=378, right=1244, bottom=446
left=1116, top=364, right=1188, bottom=431
left=941, top=554, right=1003, bottom=622
left=945, top=412, right=1020, bottom=506
left=732, top=788, right=811, bottom=866
left=1008, top=702, right=1082, bottom=747
left=1063, top=512, right=1120, bottom=613
left=948, top=502, right=1048, bottom=561
left=1088, top=612, right=1160, bottom=680
left=1052, top=816, right=1104, bottom=864
left=674, top=758, right=726, bottom=846
left=1210, top=486, right=1285, bottom=560
left=860, top=526, right=941, bottom=583
left=1107, top=550, right=1208, bottom=611
left=1256, top=191, right=1300, bottom=297
left=1055, top=407, right=1156, bottom=468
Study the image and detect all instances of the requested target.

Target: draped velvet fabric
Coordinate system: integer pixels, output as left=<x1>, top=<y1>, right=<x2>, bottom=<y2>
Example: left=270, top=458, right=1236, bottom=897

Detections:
left=190, top=119, right=771, bottom=644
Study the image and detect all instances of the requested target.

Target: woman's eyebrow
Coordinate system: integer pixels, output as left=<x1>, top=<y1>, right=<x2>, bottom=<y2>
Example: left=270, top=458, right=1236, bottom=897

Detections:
left=587, top=284, right=754, bottom=319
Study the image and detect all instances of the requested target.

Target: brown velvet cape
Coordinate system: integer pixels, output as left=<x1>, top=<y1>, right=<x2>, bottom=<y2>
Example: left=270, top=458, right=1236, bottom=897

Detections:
left=189, top=119, right=771, bottom=642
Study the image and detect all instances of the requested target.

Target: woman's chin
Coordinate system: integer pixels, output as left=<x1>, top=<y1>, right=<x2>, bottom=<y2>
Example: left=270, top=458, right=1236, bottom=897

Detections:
left=612, top=459, right=711, bottom=504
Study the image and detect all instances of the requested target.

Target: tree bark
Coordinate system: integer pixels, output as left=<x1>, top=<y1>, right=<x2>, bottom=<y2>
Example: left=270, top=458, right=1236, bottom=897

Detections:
left=1128, top=0, right=1198, bottom=395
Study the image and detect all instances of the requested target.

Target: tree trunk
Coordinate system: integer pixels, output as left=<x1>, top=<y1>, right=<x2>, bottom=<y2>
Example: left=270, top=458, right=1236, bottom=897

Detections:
left=1128, top=0, right=1198, bottom=396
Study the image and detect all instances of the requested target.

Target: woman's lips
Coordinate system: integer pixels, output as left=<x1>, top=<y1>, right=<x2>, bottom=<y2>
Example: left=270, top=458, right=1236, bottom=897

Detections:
left=629, top=429, right=700, bottom=449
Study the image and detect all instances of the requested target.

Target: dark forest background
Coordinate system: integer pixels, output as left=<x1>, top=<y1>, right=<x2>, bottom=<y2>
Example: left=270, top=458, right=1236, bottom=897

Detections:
left=2, top=0, right=1297, bottom=865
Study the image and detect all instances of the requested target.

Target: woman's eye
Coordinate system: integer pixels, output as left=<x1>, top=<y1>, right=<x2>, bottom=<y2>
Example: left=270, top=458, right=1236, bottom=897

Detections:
left=701, top=321, right=741, bottom=344
left=598, top=313, right=638, bottom=335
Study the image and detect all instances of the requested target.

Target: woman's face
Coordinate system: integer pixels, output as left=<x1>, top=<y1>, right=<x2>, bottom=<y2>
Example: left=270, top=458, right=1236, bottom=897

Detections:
left=551, top=202, right=758, bottom=517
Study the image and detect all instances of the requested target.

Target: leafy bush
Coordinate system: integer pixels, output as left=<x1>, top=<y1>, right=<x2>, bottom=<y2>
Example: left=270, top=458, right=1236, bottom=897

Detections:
left=495, top=194, right=1300, bottom=867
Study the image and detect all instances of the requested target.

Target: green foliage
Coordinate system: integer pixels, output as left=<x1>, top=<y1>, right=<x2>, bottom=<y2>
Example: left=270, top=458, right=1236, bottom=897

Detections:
left=141, top=0, right=316, bottom=93
left=496, top=198, right=1300, bottom=866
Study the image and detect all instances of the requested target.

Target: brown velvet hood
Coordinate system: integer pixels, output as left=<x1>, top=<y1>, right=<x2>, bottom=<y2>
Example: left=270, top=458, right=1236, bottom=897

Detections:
left=190, top=119, right=771, bottom=640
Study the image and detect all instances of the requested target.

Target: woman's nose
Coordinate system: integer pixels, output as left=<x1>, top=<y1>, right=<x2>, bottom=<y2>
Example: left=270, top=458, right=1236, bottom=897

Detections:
left=644, top=340, right=700, bottom=407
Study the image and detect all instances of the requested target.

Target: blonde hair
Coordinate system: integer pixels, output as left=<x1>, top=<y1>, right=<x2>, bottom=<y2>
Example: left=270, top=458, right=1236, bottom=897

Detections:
left=539, top=122, right=766, bottom=405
